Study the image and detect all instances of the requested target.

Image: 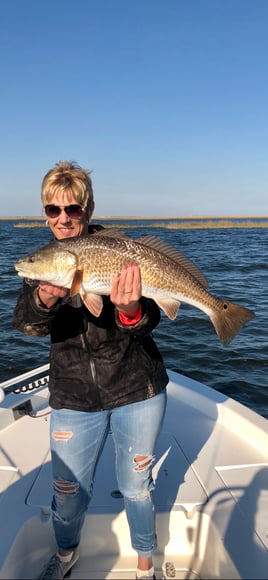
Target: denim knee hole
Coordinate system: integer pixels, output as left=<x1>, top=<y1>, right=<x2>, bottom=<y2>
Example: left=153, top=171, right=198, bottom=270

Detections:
left=53, top=479, right=79, bottom=497
left=133, top=454, right=154, bottom=472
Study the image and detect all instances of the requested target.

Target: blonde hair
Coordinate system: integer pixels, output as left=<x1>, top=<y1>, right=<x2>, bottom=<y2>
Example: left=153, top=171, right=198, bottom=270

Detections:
left=41, top=161, right=94, bottom=207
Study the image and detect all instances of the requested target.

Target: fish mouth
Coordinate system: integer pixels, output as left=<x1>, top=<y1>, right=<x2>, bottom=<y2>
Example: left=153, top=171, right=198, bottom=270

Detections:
left=14, top=261, right=43, bottom=278
left=15, top=269, right=33, bottom=278
left=14, top=265, right=36, bottom=277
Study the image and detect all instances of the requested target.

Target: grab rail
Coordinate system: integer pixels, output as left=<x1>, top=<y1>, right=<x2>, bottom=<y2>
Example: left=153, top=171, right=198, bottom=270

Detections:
left=0, top=364, right=50, bottom=402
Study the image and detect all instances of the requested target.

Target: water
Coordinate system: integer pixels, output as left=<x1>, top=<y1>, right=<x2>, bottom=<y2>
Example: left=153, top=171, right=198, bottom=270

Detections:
left=1, top=220, right=267, bottom=418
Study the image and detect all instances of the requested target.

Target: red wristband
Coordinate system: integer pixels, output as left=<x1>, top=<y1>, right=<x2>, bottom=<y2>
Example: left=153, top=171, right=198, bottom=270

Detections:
left=118, top=304, right=142, bottom=326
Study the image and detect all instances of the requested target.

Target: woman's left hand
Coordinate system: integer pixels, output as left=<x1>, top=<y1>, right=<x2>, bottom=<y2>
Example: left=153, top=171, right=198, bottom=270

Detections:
left=110, top=262, right=141, bottom=316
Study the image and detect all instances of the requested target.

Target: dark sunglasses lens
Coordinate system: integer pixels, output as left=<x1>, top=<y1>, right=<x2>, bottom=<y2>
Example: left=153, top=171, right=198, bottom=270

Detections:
left=44, top=205, right=61, bottom=218
left=44, top=205, right=83, bottom=219
left=65, top=205, right=84, bottom=218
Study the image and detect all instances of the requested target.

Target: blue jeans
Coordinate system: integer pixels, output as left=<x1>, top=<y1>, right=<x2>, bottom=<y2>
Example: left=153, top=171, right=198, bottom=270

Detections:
left=50, top=390, right=167, bottom=557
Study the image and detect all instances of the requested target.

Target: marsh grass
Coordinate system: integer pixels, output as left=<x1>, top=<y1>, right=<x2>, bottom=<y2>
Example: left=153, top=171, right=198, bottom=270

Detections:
left=12, top=218, right=268, bottom=229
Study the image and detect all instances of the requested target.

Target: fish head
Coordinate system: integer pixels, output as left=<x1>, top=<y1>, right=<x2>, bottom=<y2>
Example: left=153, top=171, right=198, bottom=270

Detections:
left=14, top=241, right=78, bottom=288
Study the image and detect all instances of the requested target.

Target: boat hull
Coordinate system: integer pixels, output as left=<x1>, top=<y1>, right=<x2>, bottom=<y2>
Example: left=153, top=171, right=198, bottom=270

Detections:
left=0, top=368, right=267, bottom=579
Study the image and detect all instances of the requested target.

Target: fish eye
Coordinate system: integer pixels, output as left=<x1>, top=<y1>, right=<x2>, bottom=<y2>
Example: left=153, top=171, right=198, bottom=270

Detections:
left=29, top=256, right=35, bottom=263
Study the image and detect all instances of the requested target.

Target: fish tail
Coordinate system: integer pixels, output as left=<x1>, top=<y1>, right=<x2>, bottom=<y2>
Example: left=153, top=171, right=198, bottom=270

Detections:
left=210, top=300, right=255, bottom=345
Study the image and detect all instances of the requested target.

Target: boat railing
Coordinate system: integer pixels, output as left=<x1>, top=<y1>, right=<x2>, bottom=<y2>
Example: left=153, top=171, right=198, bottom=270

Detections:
left=0, top=364, right=50, bottom=402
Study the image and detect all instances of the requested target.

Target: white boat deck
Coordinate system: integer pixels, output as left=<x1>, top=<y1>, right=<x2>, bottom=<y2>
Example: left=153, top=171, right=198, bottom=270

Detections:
left=0, top=370, right=268, bottom=579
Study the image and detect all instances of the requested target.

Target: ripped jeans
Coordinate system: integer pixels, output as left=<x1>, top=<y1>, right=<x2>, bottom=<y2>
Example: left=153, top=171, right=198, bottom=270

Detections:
left=50, top=389, right=167, bottom=557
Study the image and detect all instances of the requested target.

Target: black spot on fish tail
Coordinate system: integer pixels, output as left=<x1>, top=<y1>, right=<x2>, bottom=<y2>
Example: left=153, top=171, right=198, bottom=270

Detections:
left=209, top=300, right=255, bottom=345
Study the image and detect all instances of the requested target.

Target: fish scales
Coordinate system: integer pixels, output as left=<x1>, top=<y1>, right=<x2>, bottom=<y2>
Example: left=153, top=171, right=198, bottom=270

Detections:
left=14, top=231, right=255, bottom=345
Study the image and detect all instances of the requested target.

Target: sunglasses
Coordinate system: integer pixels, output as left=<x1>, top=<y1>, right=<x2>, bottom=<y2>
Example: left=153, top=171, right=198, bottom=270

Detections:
left=44, top=204, right=85, bottom=219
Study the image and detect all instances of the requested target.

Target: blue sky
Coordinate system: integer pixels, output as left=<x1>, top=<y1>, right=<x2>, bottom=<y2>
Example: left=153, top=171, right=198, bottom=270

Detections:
left=1, top=0, right=268, bottom=217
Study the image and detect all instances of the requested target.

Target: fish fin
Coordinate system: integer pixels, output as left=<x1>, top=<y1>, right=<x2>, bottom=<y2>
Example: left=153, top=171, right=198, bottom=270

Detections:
left=209, top=300, right=255, bottom=345
left=153, top=298, right=181, bottom=320
left=91, top=228, right=128, bottom=238
left=136, top=235, right=208, bottom=288
left=82, top=293, right=104, bottom=317
left=70, top=268, right=83, bottom=297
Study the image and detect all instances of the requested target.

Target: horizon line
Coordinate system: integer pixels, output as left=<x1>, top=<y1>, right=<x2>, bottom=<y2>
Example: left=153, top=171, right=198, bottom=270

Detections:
left=1, top=214, right=268, bottom=220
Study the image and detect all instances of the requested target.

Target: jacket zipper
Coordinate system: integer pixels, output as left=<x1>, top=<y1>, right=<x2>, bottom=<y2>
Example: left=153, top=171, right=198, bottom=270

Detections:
left=81, top=329, right=103, bottom=409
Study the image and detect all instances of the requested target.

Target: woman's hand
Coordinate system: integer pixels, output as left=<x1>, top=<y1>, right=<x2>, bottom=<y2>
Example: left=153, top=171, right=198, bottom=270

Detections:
left=37, top=282, right=68, bottom=309
left=110, top=262, right=141, bottom=316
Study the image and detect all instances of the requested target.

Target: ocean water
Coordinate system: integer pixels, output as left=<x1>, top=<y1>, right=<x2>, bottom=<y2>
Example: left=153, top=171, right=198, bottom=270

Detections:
left=1, top=220, right=267, bottom=418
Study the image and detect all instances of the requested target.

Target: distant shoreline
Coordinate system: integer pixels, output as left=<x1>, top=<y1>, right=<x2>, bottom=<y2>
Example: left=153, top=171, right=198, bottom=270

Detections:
left=1, top=214, right=268, bottom=220
left=2, top=215, right=268, bottom=229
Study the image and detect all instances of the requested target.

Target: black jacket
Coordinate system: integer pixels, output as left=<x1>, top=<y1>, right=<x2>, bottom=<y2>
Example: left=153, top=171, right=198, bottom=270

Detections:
left=13, top=235, right=168, bottom=411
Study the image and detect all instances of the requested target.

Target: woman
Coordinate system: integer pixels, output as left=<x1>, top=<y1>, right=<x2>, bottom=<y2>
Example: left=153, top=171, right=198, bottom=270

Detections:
left=13, top=161, right=168, bottom=580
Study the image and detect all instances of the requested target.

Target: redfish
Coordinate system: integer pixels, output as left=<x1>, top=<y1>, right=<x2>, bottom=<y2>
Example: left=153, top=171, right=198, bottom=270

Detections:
left=14, top=230, right=255, bottom=344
